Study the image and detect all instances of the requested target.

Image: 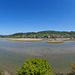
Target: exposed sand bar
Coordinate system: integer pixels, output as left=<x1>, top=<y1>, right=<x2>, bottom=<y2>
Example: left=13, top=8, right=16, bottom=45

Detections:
left=46, top=38, right=70, bottom=43
left=71, top=38, right=75, bottom=40
left=6, top=38, right=43, bottom=42
left=59, top=38, right=70, bottom=41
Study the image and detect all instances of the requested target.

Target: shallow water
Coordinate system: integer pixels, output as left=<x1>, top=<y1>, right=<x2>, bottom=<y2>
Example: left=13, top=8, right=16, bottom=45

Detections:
left=0, top=39, right=75, bottom=74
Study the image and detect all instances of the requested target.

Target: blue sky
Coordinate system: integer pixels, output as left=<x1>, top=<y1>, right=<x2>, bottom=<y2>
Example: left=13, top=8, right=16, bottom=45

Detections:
left=0, top=0, right=75, bottom=35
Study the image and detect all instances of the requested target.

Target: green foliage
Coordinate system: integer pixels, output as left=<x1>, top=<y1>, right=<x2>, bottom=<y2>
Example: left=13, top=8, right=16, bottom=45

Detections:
left=70, top=62, right=75, bottom=74
left=17, top=56, right=53, bottom=75
left=0, top=67, right=3, bottom=75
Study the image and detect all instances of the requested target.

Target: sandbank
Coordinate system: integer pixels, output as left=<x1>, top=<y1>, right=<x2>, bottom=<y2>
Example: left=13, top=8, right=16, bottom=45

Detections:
left=46, top=38, right=70, bottom=43
left=6, top=38, right=43, bottom=42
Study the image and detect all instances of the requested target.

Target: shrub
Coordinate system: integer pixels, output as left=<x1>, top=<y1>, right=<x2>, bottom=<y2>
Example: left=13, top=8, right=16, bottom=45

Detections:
left=17, top=56, right=53, bottom=75
left=0, top=67, right=3, bottom=75
left=70, top=62, right=75, bottom=74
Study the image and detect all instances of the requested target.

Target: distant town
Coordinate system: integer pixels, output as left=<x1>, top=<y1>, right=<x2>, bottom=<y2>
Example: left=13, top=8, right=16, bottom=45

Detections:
left=0, top=30, right=75, bottom=38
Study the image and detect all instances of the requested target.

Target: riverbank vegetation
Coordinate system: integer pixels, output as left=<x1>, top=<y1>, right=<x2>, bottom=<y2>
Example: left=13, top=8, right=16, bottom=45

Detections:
left=0, top=67, right=3, bottom=75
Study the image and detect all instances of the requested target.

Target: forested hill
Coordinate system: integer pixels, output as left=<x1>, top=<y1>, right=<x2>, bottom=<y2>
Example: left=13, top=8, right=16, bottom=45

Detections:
left=1, top=30, right=75, bottom=38
left=38, top=31, right=75, bottom=34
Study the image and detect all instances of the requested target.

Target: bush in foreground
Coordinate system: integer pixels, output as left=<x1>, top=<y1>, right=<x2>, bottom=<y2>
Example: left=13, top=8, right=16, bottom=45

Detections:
left=17, top=56, right=53, bottom=75
left=70, top=62, right=75, bottom=75
left=0, top=67, right=3, bottom=75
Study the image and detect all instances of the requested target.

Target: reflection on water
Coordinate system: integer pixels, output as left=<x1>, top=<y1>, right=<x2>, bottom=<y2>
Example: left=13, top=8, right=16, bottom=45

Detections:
left=0, top=39, right=75, bottom=74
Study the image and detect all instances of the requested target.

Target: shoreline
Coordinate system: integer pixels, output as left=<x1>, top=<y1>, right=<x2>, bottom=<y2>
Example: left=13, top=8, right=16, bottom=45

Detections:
left=1, top=66, right=71, bottom=75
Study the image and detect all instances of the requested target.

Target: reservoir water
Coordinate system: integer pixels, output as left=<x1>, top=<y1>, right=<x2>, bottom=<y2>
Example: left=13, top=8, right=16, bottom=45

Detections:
left=0, top=39, right=75, bottom=74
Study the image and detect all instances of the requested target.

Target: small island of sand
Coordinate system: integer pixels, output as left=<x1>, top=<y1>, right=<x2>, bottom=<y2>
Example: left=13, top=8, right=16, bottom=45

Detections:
left=6, top=38, right=43, bottom=42
left=46, top=38, right=70, bottom=43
